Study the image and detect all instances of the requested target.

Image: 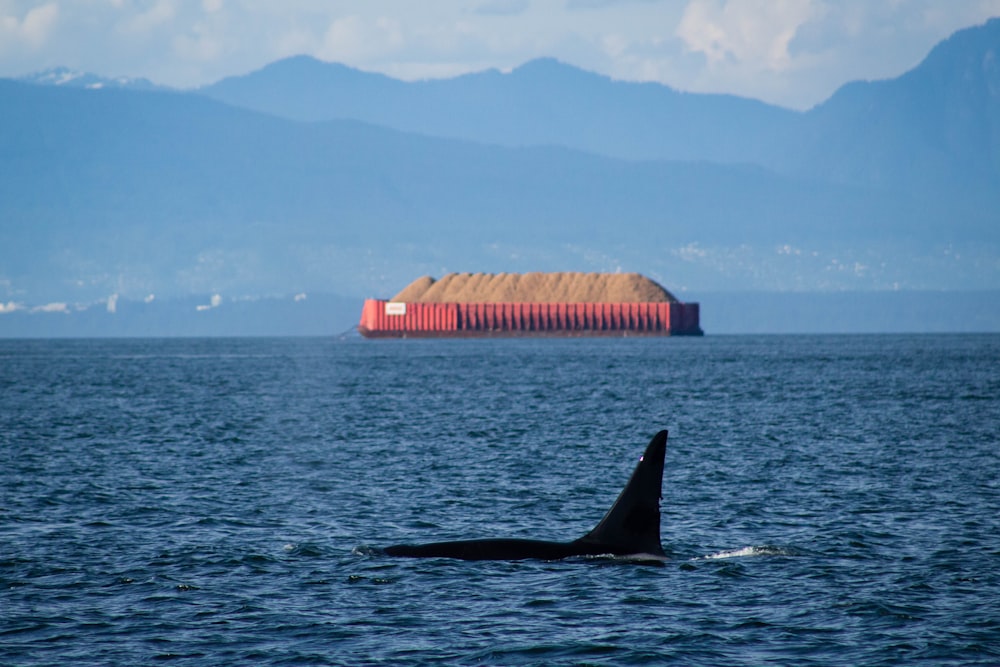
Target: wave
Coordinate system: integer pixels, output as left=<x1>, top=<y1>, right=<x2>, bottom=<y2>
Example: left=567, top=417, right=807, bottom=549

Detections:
left=696, top=545, right=800, bottom=560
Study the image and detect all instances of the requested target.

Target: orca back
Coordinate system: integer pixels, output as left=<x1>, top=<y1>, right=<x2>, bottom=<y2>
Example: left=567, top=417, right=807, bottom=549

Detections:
left=573, top=430, right=667, bottom=557
left=383, top=429, right=668, bottom=560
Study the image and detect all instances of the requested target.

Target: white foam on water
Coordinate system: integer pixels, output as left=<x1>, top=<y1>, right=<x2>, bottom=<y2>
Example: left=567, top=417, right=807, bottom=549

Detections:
left=696, top=545, right=794, bottom=560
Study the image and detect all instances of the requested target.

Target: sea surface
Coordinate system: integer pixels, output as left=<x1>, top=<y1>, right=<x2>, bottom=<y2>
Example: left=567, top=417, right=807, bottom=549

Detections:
left=2, top=335, right=999, bottom=666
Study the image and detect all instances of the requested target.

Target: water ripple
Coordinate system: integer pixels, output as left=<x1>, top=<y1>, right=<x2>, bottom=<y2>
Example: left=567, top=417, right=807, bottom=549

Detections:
left=2, top=335, right=999, bottom=665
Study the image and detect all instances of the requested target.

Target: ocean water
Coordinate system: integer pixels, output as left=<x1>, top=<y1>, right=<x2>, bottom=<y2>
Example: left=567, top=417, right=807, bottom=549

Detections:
left=2, top=335, right=999, bottom=666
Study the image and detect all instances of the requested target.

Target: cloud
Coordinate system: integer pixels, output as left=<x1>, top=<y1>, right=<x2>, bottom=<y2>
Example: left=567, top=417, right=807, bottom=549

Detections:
left=294, top=293, right=307, bottom=302
left=107, top=293, right=119, bottom=314
left=567, top=0, right=660, bottom=8
left=117, top=0, right=176, bottom=36
left=171, top=0, right=233, bottom=63
left=317, top=15, right=405, bottom=63
left=676, top=0, right=823, bottom=71
left=173, top=24, right=224, bottom=62
left=475, top=0, right=530, bottom=16
left=22, top=2, right=58, bottom=45
left=0, top=2, right=59, bottom=49
left=0, top=301, right=25, bottom=314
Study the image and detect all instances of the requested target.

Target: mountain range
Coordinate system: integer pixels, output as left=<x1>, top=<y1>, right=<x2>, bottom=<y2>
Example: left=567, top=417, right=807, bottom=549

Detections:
left=1, top=18, right=998, bottom=335
left=200, top=20, right=1000, bottom=196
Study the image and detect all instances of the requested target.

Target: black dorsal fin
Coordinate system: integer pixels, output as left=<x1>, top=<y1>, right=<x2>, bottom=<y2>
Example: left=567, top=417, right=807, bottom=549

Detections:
left=573, top=430, right=667, bottom=556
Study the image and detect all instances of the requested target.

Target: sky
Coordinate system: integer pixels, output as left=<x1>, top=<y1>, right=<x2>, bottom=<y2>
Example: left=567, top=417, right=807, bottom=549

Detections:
left=1, top=0, right=999, bottom=109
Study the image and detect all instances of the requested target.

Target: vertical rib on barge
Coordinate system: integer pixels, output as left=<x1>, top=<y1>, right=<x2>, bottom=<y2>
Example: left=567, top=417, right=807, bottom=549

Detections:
left=357, top=272, right=703, bottom=338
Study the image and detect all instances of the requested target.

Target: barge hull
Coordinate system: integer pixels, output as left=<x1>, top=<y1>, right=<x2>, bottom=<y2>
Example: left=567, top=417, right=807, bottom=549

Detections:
left=358, top=300, right=702, bottom=338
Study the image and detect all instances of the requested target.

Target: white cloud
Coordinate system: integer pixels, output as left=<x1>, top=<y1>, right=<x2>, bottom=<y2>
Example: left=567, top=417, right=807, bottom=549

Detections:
left=0, top=2, right=59, bottom=49
left=568, top=0, right=665, bottom=8
left=317, top=15, right=405, bottom=63
left=22, top=2, right=58, bottom=45
left=475, top=0, right=530, bottom=16
left=173, top=25, right=224, bottom=62
left=0, top=301, right=25, bottom=314
left=271, top=26, right=319, bottom=59
left=106, top=293, right=119, bottom=313
left=294, top=293, right=307, bottom=302
left=676, top=0, right=823, bottom=72
left=117, top=0, right=176, bottom=36
left=172, top=0, right=233, bottom=63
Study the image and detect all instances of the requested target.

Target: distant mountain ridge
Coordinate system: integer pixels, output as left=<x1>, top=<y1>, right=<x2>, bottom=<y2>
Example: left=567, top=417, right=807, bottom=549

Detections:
left=200, top=18, right=1000, bottom=195
left=201, top=55, right=796, bottom=165
left=790, top=18, right=1000, bottom=194
left=7, top=78, right=920, bottom=301
left=16, top=18, right=1000, bottom=193
left=1, top=17, right=999, bottom=334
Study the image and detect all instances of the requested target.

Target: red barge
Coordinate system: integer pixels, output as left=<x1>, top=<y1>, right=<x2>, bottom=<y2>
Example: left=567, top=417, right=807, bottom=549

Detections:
left=358, top=272, right=702, bottom=338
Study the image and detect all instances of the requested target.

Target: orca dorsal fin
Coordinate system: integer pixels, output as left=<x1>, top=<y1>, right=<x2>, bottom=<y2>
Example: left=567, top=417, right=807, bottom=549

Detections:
left=574, top=430, right=667, bottom=556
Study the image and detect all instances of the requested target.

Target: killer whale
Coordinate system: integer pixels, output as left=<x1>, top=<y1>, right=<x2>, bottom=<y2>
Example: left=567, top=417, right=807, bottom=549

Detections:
left=383, top=430, right=667, bottom=561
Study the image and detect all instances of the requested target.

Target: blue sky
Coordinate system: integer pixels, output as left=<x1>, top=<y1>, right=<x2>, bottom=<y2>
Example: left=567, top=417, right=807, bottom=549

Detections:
left=1, top=0, right=998, bottom=108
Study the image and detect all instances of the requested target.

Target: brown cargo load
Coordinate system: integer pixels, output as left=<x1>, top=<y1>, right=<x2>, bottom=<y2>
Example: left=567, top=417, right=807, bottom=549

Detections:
left=359, top=272, right=701, bottom=338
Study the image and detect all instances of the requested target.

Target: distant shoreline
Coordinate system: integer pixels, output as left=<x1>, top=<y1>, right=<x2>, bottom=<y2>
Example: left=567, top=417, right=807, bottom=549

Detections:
left=2, top=290, right=998, bottom=337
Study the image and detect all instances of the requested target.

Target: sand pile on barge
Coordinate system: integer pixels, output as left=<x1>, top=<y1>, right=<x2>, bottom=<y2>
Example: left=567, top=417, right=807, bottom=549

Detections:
left=391, top=272, right=677, bottom=304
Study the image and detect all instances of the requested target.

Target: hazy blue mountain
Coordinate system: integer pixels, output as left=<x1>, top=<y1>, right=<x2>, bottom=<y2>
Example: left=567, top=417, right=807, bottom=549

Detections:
left=201, top=19, right=1000, bottom=202
left=201, top=55, right=796, bottom=164
left=785, top=17, right=1000, bottom=196
left=3, top=77, right=980, bottom=312
left=3, top=19, right=999, bottom=336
